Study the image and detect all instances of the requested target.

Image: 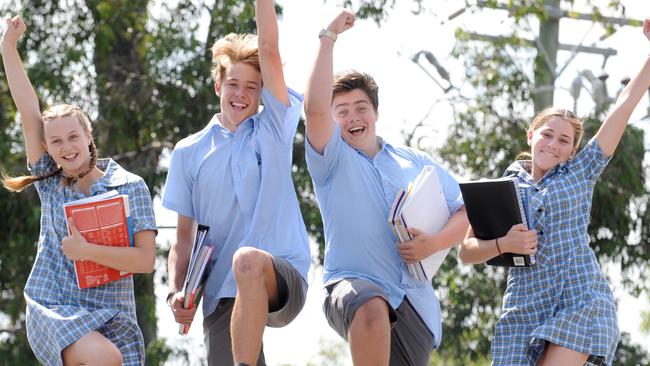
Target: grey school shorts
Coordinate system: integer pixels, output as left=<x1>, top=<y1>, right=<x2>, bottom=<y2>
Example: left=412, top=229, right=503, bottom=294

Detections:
left=323, top=278, right=435, bottom=366
left=203, top=256, right=307, bottom=366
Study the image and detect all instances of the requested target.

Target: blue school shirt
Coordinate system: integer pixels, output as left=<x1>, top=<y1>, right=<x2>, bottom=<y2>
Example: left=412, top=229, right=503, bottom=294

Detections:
left=305, top=124, right=464, bottom=347
left=162, top=87, right=311, bottom=317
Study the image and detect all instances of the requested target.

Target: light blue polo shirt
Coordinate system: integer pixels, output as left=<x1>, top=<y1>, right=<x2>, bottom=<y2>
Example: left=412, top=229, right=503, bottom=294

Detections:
left=306, top=124, right=463, bottom=347
left=162, top=87, right=311, bottom=317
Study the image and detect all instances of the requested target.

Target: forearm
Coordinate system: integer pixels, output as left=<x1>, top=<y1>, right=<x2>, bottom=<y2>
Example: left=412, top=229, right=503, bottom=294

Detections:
left=431, top=207, right=469, bottom=251
left=167, top=241, right=192, bottom=291
left=1, top=42, right=41, bottom=124
left=304, top=38, right=336, bottom=152
left=305, top=38, right=334, bottom=118
left=255, top=0, right=279, bottom=53
left=459, top=236, right=500, bottom=264
left=597, top=55, right=650, bottom=156
left=84, top=242, right=155, bottom=273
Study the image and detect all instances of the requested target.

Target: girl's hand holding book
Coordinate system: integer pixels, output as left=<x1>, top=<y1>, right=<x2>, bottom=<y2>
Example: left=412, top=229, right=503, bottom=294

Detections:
left=499, top=224, right=538, bottom=256
left=61, top=218, right=90, bottom=261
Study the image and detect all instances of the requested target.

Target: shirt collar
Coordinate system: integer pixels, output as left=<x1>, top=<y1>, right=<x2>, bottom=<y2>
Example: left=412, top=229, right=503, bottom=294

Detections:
left=209, top=113, right=255, bottom=136
left=92, top=158, right=130, bottom=189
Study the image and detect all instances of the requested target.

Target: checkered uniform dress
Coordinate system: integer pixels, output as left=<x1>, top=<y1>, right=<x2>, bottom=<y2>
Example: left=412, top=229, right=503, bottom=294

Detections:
left=24, top=154, right=157, bottom=366
left=491, top=139, right=619, bottom=365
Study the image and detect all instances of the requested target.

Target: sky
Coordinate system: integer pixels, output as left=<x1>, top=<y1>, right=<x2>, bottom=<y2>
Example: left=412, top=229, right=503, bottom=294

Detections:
left=154, top=1, right=650, bottom=365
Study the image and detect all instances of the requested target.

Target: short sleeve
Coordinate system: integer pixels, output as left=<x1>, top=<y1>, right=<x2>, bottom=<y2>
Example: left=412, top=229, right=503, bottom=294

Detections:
left=127, top=179, right=158, bottom=234
left=569, top=137, right=611, bottom=183
left=305, top=123, right=343, bottom=186
left=161, top=145, right=195, bottom=218
left=434, top=164, right=464, bottom=215
left=29, top=153, right=61, bottom=194
left=258, top=87, right=304, bottom=146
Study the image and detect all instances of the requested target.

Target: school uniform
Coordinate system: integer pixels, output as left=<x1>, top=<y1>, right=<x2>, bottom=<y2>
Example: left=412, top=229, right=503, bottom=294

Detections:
left=25, top=154, right=157, bottom=366
left=305, top=124, right=464, bottom=365
left=162, top=87, right=310, bottom=365
left=492, top=139, right=619, bottom=365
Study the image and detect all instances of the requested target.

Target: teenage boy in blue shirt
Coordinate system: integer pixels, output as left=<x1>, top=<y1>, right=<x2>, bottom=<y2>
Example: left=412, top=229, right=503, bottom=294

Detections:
left=163, top=1, right=310, bottom=365
left=304, top=10, right=469, bottom=366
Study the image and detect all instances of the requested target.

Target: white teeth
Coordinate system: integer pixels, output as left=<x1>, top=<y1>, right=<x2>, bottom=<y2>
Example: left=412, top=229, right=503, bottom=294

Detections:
left=232, top=102, right=247, bottom=108
left=349, top=127, right=364, bottom=133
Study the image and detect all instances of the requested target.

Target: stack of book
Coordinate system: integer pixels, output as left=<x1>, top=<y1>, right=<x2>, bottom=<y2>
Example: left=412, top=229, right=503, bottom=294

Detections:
left=63, top=190, right=133, bottom=289
left=389, top=165, right=452, bottom=282
left=179, top=224, right=213, bottom=335
left=459, top=177, right=536, bottom=267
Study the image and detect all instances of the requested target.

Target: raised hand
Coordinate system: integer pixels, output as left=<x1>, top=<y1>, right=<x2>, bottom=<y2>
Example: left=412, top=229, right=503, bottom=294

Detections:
left=1, top=15, right=26, bottom=47
left=327, top=9, right=355, bottom=35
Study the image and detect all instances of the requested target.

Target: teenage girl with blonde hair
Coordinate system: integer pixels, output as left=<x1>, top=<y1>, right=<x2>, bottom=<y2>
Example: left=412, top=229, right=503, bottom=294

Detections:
left=460, top=20, right=650, bottom=366
left=2, top=15, right=157, bottom=366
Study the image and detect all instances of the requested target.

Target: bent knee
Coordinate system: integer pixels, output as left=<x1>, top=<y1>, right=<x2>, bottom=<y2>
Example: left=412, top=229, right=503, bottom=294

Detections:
left=232, top=246, right=270, bottom=278
left=353, top=297, right=390, bottom=330
left=63, top=333, right=123, bottom=366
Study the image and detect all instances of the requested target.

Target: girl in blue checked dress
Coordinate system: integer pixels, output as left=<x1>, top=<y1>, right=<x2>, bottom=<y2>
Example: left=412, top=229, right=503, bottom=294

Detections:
left=1, top=16, right=156, bottom=366
left=459, top=20, right=650, bottom=366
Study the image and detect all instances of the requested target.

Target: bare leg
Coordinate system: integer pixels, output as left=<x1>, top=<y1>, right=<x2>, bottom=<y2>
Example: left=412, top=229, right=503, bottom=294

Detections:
left=539, top=342, right=589, bottom=366
left=348, top=297, right=391, bottom=366
left=62, top=330, right=122, bottom=366
left=231, top=247, right=279, bottom=365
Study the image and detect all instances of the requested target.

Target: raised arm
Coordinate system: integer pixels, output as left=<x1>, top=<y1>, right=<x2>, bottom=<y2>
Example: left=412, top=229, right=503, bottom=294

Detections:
left=255, top=0, right=288, bottom=105
left=1, top=16, right=44, bottom=166
left=595, top=19, right=650, bottom=157
left=304, top=9, right=354, bottom=154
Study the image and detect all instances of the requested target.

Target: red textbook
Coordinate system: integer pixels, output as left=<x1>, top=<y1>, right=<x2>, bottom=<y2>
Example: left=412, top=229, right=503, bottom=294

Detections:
left=63, top=190, right=133, bottom=289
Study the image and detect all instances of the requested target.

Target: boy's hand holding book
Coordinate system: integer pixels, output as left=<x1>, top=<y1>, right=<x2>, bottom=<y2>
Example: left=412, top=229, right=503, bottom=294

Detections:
left=169, top=291, right=198, bottom=329
left=499, top=224, right=538, bottom=256
left=397, top=227, right=442, bottom=264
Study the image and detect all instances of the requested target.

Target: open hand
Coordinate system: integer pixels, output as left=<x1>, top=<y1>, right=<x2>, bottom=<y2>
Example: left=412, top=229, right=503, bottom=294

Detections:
left=327, top=9, right=355, bottom=35
left=61, top=218, right=89, bottom=261
left=1, top=15, right=26, bottom=47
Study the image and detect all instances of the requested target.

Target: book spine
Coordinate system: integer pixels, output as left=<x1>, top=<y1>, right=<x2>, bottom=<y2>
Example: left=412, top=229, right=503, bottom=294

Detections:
left=514, top=182, right=529, bottom=229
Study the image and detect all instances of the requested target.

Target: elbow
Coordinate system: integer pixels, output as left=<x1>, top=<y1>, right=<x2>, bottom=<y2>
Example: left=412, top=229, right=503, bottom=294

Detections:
left=304, top=103, right=329, bottom=121
left=458, top=243, right=476, bottom=265
left=135, top=249, right=156, bottom=274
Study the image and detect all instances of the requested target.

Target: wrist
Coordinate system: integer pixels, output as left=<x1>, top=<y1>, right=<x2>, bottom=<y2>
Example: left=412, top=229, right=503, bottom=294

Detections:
left=318, top=29, right=337, bottom=42
left=166, top=289, right=179, bottom=307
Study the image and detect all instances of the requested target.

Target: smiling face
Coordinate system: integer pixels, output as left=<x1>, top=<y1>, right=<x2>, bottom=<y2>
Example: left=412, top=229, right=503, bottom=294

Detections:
left=332, top=88, right=379, bottom=155
left=42, top=114, right=93, bottom=177
left=527, top=115, right=577, bottom=180
left=215, top=62, right=262, bottom=132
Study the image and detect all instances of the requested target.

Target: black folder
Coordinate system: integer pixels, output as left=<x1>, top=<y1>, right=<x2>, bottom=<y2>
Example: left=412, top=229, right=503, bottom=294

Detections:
left=459, top=178, right=536, bottom=267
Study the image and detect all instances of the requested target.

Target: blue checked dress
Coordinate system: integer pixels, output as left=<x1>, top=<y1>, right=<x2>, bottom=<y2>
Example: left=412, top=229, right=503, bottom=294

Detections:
left=491, top=139, right=619, bottom=365
left=24, top=153, right=157, bottom=366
